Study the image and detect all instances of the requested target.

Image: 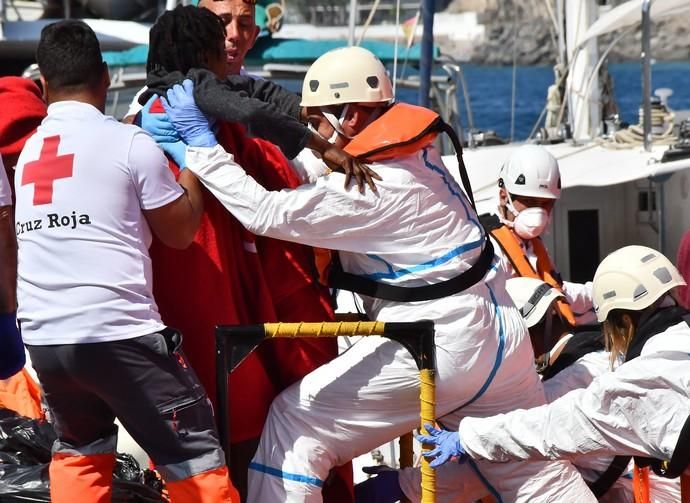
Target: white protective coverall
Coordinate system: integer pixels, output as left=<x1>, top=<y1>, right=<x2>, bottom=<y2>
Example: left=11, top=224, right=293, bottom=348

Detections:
left=543, top=346, right=680, bottom=503
left=459, top=320, right=690, bottom=499
left=400, top=333, right=680, bottom=502
left=185, top=143, right=596, bottom=502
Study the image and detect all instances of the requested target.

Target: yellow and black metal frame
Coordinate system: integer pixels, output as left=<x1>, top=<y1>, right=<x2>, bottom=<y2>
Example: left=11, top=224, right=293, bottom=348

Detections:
left=215, top=320, right=438, bottom=502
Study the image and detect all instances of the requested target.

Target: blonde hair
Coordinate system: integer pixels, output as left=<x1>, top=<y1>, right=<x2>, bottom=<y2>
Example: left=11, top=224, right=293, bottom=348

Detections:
left=602, top=310, right=637, bottom=369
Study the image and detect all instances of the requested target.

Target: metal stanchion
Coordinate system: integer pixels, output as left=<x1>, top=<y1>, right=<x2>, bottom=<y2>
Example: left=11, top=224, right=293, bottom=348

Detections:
left=215, top=320, right=437, bottom=502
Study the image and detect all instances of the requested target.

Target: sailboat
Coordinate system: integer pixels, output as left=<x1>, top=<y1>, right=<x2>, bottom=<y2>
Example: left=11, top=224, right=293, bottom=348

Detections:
left=446, top=0, right=690, bottom=286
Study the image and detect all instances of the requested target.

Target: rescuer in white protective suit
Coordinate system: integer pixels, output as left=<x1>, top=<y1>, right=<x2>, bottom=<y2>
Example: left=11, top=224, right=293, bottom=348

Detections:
left=506, top=277, right=680, bottom=502
left=482, top=145, right=596, bottom=326
left=155, top=46, right=596, bottom=503
left=419, top=245, right=690, bottom=502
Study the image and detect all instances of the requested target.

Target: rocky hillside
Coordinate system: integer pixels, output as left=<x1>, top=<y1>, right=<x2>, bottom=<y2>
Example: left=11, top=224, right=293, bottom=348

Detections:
left=442, top=0, right=690, bottom=65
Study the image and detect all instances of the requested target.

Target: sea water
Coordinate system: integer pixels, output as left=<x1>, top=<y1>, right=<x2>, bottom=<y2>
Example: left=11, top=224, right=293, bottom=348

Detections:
left=392, top=60, right=690, bottom=141
left=109, top=60, right=690, bottom=141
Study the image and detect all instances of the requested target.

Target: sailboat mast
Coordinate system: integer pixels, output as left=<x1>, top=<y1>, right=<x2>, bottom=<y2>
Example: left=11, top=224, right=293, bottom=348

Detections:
left=556, top=0, right=566, bottom=66
left=418, top=0, right=434, bottom=107
left=565, top=0, right=600, bottom=140
left=642, top=0, right=652, bottom=151
left=348, top=0, right=358, bottom=46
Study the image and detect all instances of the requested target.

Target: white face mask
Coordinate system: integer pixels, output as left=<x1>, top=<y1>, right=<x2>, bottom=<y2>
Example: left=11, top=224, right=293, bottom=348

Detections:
left=513, top=207, right=550, bottom=239
left=499, top=192, right=550, bottom=240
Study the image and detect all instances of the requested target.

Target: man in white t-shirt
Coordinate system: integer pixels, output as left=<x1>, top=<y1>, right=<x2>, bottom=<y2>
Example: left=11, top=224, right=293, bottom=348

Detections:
left=0, top=156, right=24, bottom=379
left=15, top=20, right=238, bottom=502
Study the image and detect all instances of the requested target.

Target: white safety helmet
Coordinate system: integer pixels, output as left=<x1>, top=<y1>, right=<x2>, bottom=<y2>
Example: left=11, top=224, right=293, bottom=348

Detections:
left=593, top=245, right=686, bottom=322
left=505, top=277, right=564, bottom=328
left=499, top=145, right=561, bottom=199
left=300, top=46, right=394, bottom=108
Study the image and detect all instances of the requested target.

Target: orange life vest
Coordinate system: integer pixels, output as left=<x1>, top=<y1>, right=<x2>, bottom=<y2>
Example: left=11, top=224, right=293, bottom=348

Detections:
left=490, top=224, right=577, bottom=326
left=633, top=464, right=650, bottom=503
left=343, top=102, right=440, bottom=161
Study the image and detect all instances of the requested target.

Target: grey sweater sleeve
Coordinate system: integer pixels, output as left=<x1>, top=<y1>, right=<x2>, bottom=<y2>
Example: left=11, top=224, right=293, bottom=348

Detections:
left=190, top=69, right=309, bottom=159
left=225, top=74, right=302, bottom=120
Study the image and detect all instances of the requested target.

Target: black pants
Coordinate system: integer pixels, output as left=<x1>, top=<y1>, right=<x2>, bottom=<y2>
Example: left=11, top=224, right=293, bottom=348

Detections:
left=27, top=330, right=226, bottom=481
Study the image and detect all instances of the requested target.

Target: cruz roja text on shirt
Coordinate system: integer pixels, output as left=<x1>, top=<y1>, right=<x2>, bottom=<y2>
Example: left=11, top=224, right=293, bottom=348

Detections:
left=16, top=211, right=92, bottom=235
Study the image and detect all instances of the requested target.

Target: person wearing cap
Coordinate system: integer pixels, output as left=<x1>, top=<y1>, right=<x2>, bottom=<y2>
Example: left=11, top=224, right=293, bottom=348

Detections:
left=154, top=45, right=596, bottom=502
left=481, top=145, right=596, bottom=327
left=418, top=245, right=690, bottom=500
left=511, top=277, right=682, bottom=503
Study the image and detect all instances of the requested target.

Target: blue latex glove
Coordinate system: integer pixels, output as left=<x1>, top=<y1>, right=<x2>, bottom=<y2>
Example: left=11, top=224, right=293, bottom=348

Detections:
left=161, top=79, right=217, bottom=148
left=354, top=466, right=404, bottom=503
left=139, top=95, right=188, bottom=169
left=140, top=95, right=180, bottom=140
left=0, top=312, right=25, bottom=379
left=415, top=424, right=466, bottom=468
left=157, top=140, right=188, bottom=170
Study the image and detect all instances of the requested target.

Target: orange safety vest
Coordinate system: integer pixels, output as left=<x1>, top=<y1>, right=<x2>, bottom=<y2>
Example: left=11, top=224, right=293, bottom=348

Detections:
left=490, top=224, right=577, bottom=326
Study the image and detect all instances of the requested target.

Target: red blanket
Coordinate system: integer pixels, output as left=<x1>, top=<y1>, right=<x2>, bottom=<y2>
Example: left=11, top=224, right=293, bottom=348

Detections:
left=149, top=114, right=352, bottom=500
left=677, top=230, right=690, bottom=309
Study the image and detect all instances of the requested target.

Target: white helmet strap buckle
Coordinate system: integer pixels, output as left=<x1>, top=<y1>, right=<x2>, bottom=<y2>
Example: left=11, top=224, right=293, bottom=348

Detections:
left=322, top=105, right=353, bottom=140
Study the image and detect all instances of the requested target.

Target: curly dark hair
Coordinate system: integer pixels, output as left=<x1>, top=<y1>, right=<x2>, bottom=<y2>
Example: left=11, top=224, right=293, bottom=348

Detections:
left=147, top=5, right=226, bottom=75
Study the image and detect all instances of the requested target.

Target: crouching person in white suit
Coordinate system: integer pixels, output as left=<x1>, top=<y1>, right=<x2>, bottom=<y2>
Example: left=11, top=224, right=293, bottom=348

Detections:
left=419, top=245, right=690, bottom=501
left=152, top=46, right=596, bottom=503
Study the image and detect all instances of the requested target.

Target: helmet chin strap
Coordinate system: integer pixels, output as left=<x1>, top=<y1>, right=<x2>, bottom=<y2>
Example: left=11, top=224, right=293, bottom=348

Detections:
left=307, top=122, right=338, bottom=145
left=322, top=104, right=353, bottom=141
left=498, top=192, right=520, bottom=227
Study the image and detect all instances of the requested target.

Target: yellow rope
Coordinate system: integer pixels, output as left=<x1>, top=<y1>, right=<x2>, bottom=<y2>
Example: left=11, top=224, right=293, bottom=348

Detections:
left=263, top=321, right=386, bottom=338
left=419, top=368, right=436, bottom=503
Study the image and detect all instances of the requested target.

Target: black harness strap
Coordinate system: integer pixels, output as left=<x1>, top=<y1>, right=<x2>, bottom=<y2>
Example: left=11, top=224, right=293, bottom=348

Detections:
left=329, top=119, right=493, bottom=303
left=648, top=412, right=690, bottom=479
left=329, top=237, right=494, bottom=302
left=438, top=120, right=476, bottom=209
left=587, top=456, right=631, bottom=498
left=540, top=330, right=605, bottom=381
left=625, top=307, right=689, bottom=361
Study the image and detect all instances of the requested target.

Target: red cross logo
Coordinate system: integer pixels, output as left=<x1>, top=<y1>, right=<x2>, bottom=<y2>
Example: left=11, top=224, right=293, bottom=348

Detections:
left=21, top=136, right=75, bottom=206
